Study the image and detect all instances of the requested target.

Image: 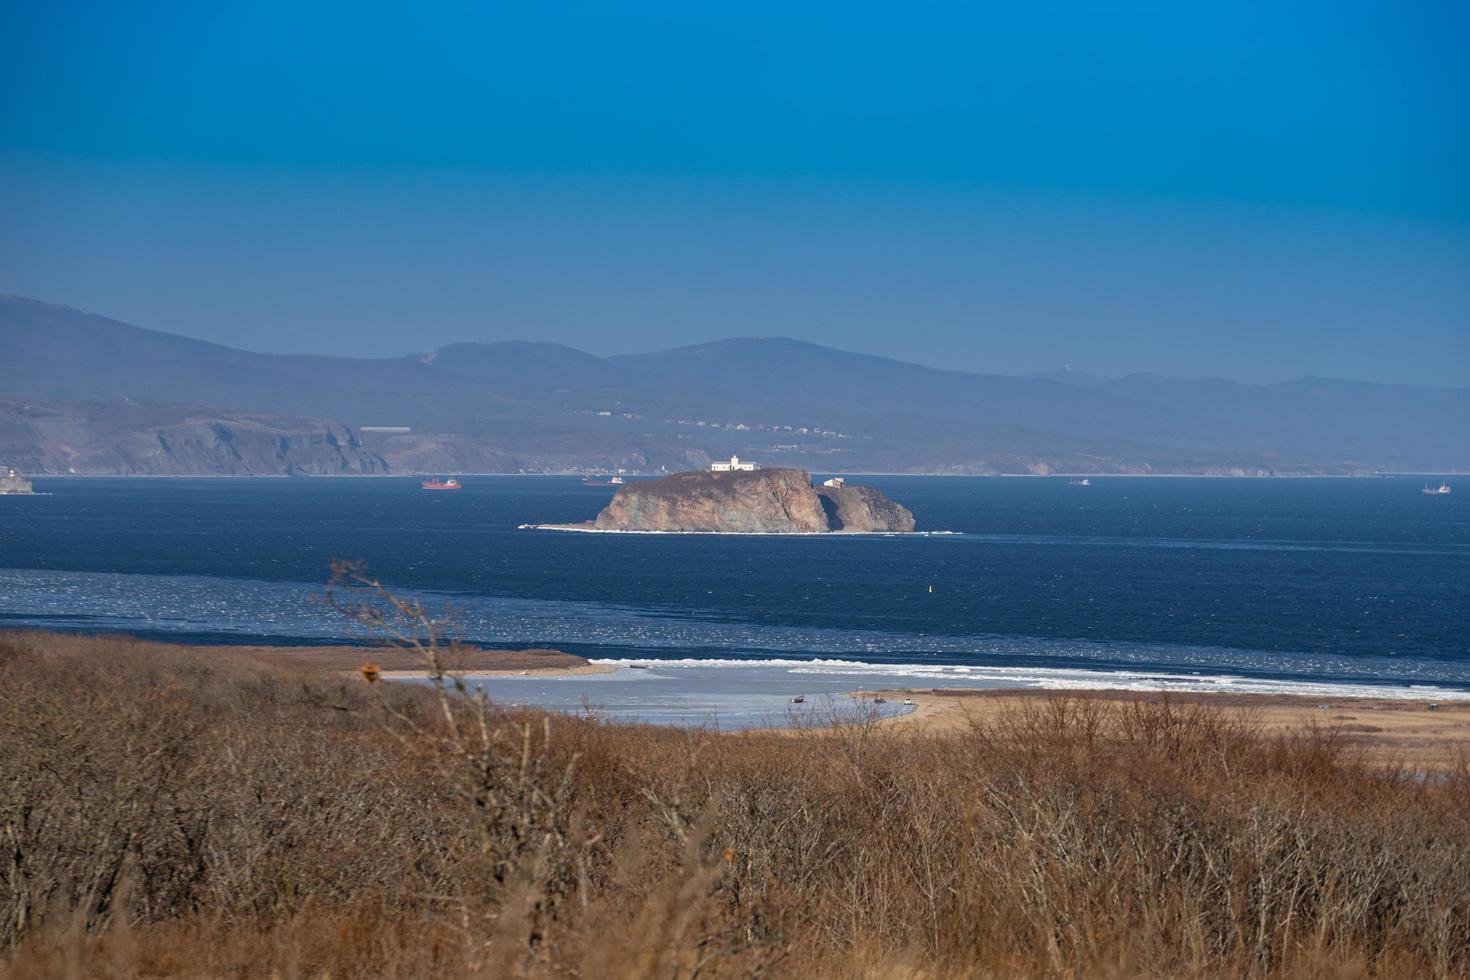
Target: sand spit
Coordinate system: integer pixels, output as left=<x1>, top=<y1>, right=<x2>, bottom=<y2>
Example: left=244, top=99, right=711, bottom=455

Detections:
left=377, top=663, right=617, bottom=679
left=208, top=643, right=598, bottom=675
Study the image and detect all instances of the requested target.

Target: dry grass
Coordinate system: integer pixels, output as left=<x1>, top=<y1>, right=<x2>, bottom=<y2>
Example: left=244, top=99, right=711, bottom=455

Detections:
left=2, top=625, right=1468, bottom=978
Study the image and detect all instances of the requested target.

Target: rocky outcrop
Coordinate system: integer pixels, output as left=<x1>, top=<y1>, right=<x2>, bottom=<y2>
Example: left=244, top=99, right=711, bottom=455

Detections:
left=591, top=468, right=914, bottom=533
left=0, top=468, right=32, bottom=493
left=595, top=468, right=828, bottom=533
left=816, top=483, right=916, bottom=532
left=0, top=399, right=388, bottom=476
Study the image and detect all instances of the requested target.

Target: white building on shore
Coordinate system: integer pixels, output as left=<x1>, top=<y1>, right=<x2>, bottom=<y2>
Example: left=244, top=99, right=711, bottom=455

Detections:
left=710, top=454, right=758, bottom=472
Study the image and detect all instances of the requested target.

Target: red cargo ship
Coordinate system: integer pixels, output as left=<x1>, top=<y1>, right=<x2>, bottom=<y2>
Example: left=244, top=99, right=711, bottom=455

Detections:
left=420, top=478, right=462, bottom=490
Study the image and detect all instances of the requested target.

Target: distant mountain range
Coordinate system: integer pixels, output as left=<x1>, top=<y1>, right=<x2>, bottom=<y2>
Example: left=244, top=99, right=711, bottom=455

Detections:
left=2, top=294, right=1465, bottom=476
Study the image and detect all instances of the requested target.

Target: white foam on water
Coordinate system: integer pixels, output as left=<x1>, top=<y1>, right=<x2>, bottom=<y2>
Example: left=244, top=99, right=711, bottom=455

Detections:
left=590, top=657, right=1470, bottom=701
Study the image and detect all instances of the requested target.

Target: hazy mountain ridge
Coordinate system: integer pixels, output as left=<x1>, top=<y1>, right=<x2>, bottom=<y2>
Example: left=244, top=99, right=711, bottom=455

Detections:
left=2, top=295, right=1465, bottom=475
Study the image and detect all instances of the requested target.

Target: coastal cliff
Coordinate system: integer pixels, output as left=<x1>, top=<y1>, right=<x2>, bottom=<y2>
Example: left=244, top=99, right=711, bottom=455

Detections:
left=0, top=398, right=388, bottom=476
left=591, top=468, right=914, bottom=533
left=816, top=482, right=917, bottom=532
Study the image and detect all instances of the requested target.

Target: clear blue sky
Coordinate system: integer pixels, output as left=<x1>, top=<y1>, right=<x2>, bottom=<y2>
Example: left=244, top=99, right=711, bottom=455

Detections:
left=2, top=1, right=1466, bottom=384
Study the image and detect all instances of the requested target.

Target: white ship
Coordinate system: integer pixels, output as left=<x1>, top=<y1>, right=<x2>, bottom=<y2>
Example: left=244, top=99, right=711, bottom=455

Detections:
left=1421, top=483, right=1452, bottom=496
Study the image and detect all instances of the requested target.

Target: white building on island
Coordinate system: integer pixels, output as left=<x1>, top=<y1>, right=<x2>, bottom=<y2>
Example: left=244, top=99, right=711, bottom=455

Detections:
left=710, top=454, right=759, bottom=472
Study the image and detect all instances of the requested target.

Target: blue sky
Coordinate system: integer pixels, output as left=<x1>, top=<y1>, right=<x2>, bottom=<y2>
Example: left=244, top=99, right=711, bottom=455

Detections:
left=1, top=1, right=1466, bottom=383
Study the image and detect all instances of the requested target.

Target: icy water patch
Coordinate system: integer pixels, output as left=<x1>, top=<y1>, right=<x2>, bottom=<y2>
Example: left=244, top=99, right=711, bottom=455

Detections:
left=394, top=664, right=918, bottom=730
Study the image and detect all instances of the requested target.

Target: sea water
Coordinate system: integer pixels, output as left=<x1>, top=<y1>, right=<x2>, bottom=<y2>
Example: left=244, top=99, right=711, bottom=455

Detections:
left=2, top=476, right=1467, bottom=722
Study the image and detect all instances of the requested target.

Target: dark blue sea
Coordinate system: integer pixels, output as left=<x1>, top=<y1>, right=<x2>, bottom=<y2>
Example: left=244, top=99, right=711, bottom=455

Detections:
left=2, top=476, right=1468, bottom=709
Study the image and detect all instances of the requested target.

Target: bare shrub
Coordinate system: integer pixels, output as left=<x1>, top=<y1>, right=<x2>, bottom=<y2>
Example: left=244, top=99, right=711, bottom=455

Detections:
left=3, top=594, right=1469, bottom=977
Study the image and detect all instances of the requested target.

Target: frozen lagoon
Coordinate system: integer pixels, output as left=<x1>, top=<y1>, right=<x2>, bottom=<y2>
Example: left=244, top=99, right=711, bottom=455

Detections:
left=393, top=657, right=1470, bottom=731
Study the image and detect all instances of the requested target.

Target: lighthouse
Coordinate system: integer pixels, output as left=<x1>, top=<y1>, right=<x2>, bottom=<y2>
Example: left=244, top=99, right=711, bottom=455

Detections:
left=709, top=454, right=758, bottom=472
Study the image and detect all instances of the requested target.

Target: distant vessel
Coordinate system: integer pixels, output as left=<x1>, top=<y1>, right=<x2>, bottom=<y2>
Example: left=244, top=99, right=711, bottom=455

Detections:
left=1422, top=483, right=1452, bottom=496
left=421, top=478, right=462, bottom=490
left=1069, top=478, right=1092, bottom=486
left=582, top=476, right=625, bottom=486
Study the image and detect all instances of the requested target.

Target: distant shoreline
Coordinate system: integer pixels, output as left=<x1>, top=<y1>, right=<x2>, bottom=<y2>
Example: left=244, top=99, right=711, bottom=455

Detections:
left=8, top=632, right=1467, bottom=764
left=17, top=471, right=1462, bottom=480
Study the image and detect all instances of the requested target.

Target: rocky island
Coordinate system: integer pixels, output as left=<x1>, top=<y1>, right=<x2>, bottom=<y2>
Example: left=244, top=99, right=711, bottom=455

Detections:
left=0, top=467, right=33, bottom=494
left=540, top=467, right=916, bottom=534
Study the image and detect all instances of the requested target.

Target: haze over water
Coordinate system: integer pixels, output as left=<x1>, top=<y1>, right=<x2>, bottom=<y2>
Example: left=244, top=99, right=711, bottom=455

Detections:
left=2, top=476, right=1466, bottom=701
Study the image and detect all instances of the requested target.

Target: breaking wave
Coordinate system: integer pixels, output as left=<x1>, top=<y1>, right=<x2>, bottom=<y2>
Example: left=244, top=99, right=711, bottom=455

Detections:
left=591, top=658, right=1470, bottom=701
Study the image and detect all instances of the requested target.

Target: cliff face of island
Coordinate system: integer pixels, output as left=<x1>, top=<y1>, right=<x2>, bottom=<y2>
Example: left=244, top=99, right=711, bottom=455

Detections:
left=815, top=482, right=916, bottom=532
left=592, top=468, right=915, bottom=533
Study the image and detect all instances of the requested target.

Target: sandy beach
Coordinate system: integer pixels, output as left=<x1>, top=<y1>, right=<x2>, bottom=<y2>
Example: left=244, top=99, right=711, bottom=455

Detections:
left=375, top=663, right=617, bottom=679
left=856, top=688, right=1470, bottom=769
left=42, top=634, right=1469, bottom=765
left=195, top=642, right=606, bottom=676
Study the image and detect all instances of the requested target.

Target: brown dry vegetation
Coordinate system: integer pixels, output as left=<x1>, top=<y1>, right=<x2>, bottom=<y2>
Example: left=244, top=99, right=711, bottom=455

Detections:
left=3, top=625, right=1470, bottom=978
left=873, top=688, right=1470, bottom=771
